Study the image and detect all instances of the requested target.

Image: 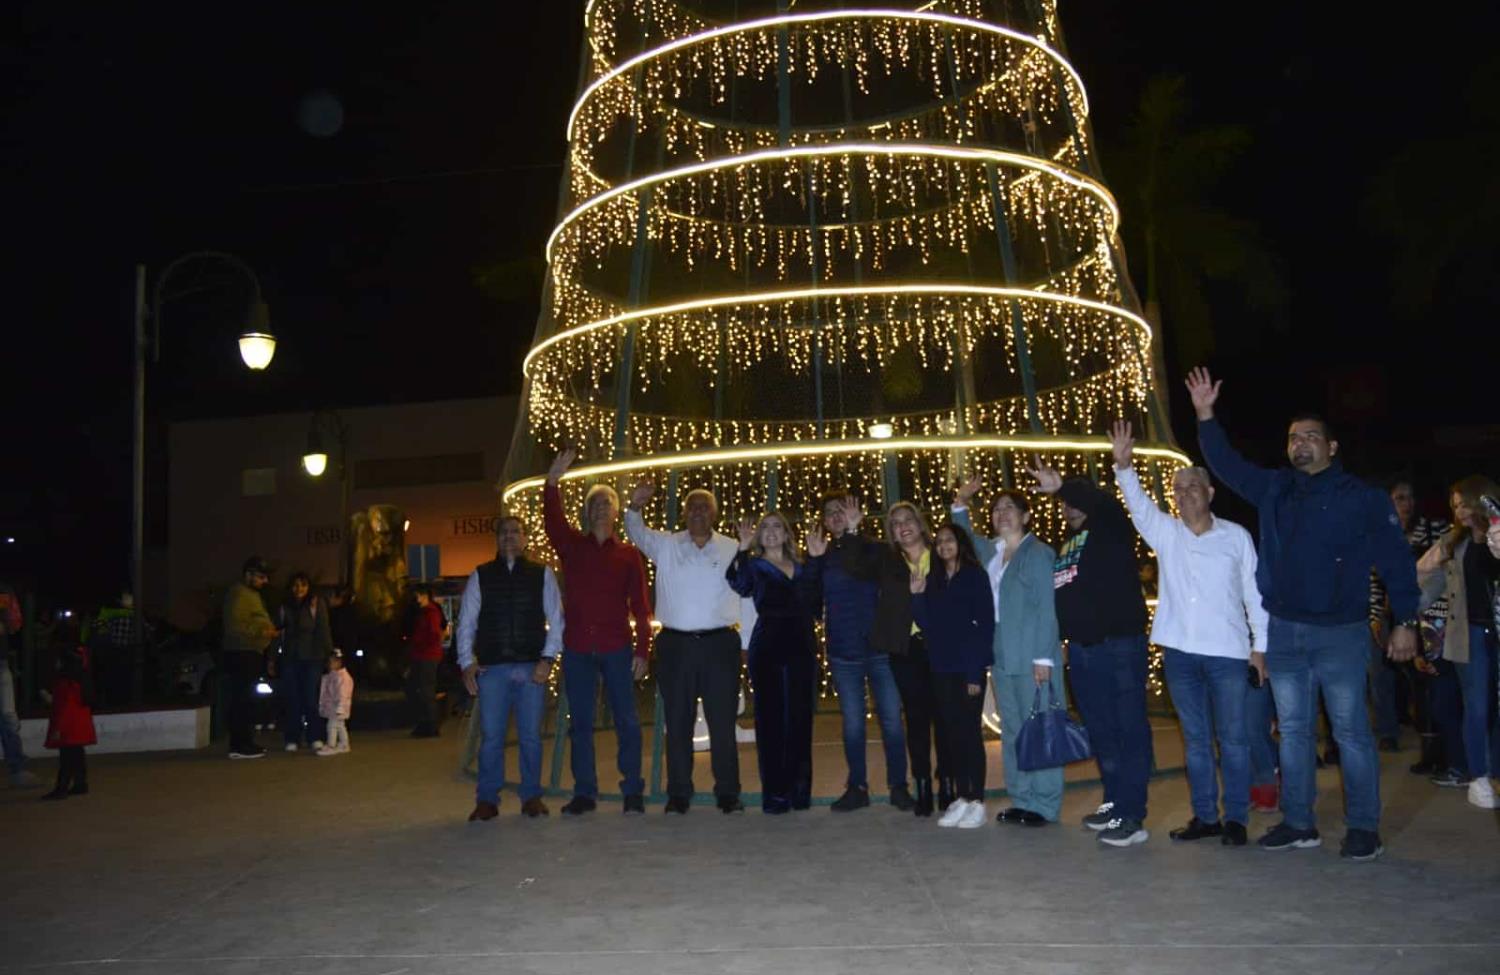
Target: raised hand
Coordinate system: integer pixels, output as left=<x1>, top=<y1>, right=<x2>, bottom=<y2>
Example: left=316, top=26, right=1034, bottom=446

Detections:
left=1108, top=419, right=1135, bottom=471
left=736, top=516, right=757, bottom=551
left=1025, top=460, right=1063, bottom=495
left=1184, top=367, right=1221, bottom=421
left=908, top=570, right=927, bottom=594
left=546, top=447, right=578, bottom=485
left=805, top=528, right=828, bottom=558
left=628, top=479, right=655, bottom=509
left=955, top=474, right=982, bottom=507
left=841, top=494, right=865, bottom=534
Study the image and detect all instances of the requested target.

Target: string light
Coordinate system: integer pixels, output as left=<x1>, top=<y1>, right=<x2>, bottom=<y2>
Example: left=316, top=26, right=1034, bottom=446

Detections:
left=506, top=2, right=1180, bottom=703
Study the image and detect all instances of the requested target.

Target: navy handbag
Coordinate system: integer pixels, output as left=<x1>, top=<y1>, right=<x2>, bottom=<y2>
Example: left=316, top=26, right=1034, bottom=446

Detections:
left=1014, top=683, right=1092, bottom=771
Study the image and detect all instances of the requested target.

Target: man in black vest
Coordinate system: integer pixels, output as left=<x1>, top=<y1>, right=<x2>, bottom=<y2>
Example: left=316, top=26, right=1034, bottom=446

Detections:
left=459, top=516, right=563, bottom=821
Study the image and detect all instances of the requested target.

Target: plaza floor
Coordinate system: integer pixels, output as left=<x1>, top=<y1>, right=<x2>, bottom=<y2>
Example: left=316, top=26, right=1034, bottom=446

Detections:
left=4, top=715, right=1500, bottom=975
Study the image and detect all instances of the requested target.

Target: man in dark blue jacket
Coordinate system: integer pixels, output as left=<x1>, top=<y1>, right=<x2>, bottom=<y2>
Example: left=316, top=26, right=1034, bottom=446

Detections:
left=816, top=493, right=911, bottom=812
left=1186, top=368, right=1420, bottom=862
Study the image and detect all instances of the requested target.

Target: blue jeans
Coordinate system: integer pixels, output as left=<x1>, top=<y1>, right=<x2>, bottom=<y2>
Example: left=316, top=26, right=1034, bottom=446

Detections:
left=0, top=666, right=26, bottom=775
left=1163, top=648, right=1249, bottom=825
left=828, top=655, right=907, bottom=790
left=1069, top=634, right=1153, bottom=822
left=1267, top=617, right=1380, bottom=832
left=476, top=663, right=547, bottom=804
left=1246, top=679, right=1278, bottom=786
left=280, top=658, right=326, bottom=747
left=561, top=648, right=643, bottom=799
left=1457, top=625, right=1498, bottom=779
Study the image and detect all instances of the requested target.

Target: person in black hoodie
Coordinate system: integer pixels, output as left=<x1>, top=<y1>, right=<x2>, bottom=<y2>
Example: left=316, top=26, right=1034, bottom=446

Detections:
left=1027, top=460, right=1152, bottom=848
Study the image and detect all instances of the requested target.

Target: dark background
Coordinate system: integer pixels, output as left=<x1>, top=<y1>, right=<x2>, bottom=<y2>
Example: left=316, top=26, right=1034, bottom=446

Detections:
left=5, top=2, right=1497, bottom=606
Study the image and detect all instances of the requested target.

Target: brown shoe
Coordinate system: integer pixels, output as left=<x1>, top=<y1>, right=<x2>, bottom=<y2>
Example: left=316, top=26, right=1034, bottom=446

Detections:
left=468, top=801, right=499, bottom=822
left=521, top=797, right=550, bottom=818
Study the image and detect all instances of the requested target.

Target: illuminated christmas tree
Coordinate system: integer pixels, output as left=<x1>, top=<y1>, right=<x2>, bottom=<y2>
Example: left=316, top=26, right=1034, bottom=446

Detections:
left=503, top=0, right=1188, bottom=543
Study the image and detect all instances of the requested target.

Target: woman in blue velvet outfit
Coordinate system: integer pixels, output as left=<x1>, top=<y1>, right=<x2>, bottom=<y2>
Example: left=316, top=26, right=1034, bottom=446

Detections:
left=726, top=511, right=824, bottom=814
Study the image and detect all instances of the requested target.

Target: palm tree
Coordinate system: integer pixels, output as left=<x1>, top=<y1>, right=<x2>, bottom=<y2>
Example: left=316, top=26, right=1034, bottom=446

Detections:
left=1104, top=75, right=1286, bottom=370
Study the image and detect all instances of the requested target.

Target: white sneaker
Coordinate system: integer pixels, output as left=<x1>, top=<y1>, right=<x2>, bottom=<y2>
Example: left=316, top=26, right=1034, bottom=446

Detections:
left=312, top=740, right=326, bottom=750
left=938, top=798, right=970, bottom=828
left=284, top=743, right=299, bottom=753
left=1468, top=778, right=1498, bottom=809
left=315, top=747, right=335, bottom=757
left=957, top=800, right=987, bottom=829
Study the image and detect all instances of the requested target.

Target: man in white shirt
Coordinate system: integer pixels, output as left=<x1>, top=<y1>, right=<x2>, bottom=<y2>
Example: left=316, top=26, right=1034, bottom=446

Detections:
left=625, top=482, right=744, bottom=814
left=1109, top=420, right=1268, bottom=847
left=458, top=516, right=563, bottom=822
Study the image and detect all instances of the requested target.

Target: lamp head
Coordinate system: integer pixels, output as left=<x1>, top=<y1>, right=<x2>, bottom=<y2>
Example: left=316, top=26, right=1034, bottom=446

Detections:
left=237, top=300, right=274, bottom=370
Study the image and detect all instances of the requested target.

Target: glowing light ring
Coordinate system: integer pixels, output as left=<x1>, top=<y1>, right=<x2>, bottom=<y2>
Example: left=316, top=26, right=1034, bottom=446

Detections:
left=546, top=142, right=1119, bottom=263
left=567, top=9, right=1089, bottom=142
left=501, top=437, right=1190, bottom=503
left=523, top=282, right=1151, bottom=380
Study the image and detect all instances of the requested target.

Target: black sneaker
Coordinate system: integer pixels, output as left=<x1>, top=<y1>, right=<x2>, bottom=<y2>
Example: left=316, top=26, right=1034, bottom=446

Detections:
left=664, top=796, right=690, bottom=814
left=830, top=786, right=870, bottom=812
left=1081, top=801, right=1115, bottom=830
left=1168, top=817, right=1223, bottom=841
left=622, top=794, right=645, bottom=815
left=888, top=784, right=915, bottom=811
left=996, top=806, right=1028, bottom=823
left=1221, top=821, right=1248, bottom=846
left=717, top=795, right=744, bottom=814
left=1018, top=810, right=1047, bottom=827
left=1257, top=821, right=1321, bottom=851
left=560, top=796, right=597, bottom=816
left=1339, top=828, right=1384, bottom=862
left=1097, top=818, right=1149, bottom=847
left=1430, top=768, right=1471, bottom=788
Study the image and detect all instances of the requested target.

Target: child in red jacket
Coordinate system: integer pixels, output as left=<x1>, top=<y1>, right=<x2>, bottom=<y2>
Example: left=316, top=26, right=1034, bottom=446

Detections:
left=43, top=645, right=97, bottom=800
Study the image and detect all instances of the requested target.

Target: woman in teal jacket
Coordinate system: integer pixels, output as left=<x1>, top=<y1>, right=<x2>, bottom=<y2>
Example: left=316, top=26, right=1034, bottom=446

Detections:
left=952, top=477, right=1067, bottom=824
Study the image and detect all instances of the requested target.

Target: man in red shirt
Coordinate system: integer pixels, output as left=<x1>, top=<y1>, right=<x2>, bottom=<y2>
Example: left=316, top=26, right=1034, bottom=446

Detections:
left=544, top=448, right=654, bottom=815
left=406, top=585, right=448, bottom=738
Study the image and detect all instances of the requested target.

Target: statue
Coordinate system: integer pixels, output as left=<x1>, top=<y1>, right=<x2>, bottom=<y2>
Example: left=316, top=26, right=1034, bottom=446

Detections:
left=350, top=504, right=408, bottom=684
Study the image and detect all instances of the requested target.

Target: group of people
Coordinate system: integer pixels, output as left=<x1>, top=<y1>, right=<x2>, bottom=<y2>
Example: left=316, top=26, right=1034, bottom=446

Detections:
left=219, top=557, right=353, bottom=760
left=453, top=367, right=1499, bottom=863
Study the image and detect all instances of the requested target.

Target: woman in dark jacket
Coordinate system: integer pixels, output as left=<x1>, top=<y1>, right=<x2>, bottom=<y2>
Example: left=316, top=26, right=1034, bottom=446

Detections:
left=910, top=523, right=994, bottom=829
left=726, top=511, right=823, bottom=814
left=279, top=572, right=333, bottom=751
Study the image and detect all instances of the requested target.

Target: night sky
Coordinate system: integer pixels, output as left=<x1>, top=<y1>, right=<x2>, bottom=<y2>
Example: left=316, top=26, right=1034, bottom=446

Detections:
left=6, top=2, right=1497, bottom=605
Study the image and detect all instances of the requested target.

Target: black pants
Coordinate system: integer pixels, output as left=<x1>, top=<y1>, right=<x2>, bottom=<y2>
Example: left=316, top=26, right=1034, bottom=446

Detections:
left=656, top=628, right=742, bottom=800
left=890, top=636, right=944, bottom=782
left=748, top=651, right=815, bottom=811
left=224, top=651, right=263, bottom=752
left=1430, top=658, right=1467, bottom=775
left=56, top=745, right=86, bottom=789
left=932, top=672, right=986, bottom=801
left=406, top=659, right=440, bottom=732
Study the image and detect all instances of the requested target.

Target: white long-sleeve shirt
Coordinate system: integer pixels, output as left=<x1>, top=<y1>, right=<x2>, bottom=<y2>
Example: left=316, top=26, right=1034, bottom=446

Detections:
left=1117, top=467, right=1268, bottom=659
left=623, top=508, right=741, bottom=632
left=455, top=560, right=564, bottom=669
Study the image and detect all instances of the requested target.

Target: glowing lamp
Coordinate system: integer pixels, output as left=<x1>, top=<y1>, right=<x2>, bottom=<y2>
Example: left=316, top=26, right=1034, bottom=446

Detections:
left=237, top=332, right=276, bottom=370
left=301, top=452, right=329, bottom=477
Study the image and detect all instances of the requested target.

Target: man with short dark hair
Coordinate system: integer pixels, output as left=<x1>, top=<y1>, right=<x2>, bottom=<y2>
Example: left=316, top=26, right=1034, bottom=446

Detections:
left=459, top=516, right=563, bottom=821
left=222, top=557, right=280, bottom=760
left=544, top=449, right=654, bottom=816
left=406, top=584, right=446, bottom=738
left=1187, top=367, right=1420, bottom=861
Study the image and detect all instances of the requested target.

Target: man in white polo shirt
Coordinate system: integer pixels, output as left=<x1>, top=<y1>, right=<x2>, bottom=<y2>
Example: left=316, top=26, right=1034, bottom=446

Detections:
left=1109, top=420, right=1268, bottom=848
left=625, top=482, right=744, bottom=814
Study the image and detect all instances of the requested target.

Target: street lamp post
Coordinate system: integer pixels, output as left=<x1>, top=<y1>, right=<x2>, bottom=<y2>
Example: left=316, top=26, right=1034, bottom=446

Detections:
left=132, top=252, right=273, bottom=704
left=301, top=411, right=351, bottom=587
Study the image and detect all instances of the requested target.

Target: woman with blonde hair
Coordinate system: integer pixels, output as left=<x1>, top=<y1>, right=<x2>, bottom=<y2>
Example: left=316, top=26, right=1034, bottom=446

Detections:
left=726, top=511, right=824, bottom=814
left=1417, top=474, right=1500, bottom=808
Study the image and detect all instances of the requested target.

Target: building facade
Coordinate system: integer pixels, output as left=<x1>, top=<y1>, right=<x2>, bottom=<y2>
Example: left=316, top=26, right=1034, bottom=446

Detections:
left=165, top=396, right=517, bottom=629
